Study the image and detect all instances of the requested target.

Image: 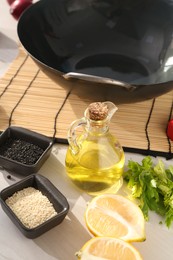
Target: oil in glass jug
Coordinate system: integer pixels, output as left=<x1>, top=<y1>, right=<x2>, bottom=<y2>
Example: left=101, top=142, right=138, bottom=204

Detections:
left=65, top=101, right=125, bottom=195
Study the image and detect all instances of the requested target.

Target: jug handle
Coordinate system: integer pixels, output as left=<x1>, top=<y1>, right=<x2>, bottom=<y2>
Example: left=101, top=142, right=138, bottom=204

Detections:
left=68, top=117, right=87, bottom=154
left=63, top=72, right=136, bottom=91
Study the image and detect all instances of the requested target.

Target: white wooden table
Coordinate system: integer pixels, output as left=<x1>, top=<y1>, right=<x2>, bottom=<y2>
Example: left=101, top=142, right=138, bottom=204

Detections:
left=0, top=1, right=173, bottom=259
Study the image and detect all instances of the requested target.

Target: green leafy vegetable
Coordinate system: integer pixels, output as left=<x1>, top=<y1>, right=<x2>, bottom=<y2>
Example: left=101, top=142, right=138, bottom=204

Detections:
left=123, top=156, right=173, bottom=228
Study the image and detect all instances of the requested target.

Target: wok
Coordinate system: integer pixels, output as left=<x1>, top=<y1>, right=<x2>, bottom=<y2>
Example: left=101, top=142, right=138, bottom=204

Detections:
left=17, top=0, right=173, bottom=103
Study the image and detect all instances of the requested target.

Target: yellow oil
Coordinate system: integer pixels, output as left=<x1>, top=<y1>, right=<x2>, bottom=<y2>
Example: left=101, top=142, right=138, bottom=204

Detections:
left=65, top=133, right=125, bottom=195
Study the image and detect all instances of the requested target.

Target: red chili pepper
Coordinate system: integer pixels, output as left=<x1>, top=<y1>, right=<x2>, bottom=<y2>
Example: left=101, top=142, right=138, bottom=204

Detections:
left=167, top=119, right=173, bottom=141
left=9, top=0, right=33, bottom=20
left=6, top=0, right=16, bottom=5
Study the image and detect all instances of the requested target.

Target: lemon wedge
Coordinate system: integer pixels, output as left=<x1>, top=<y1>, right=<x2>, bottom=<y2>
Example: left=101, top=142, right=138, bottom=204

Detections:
left=85, top=194, right=146, bottom=242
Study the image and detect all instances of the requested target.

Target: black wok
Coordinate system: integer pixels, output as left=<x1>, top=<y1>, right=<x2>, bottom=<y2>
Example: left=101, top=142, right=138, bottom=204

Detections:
left=17, top=0, right=173, bottom=103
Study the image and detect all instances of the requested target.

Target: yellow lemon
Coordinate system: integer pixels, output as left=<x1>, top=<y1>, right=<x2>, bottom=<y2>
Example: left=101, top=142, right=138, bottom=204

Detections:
left=76, top=236, right=143, bottom=260
left=85, top=194, right=146, bottom=242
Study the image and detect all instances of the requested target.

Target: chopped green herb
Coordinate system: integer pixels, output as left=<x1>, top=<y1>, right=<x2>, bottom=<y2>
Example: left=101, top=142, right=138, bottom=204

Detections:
left=123, top=156, right=173, bottom=228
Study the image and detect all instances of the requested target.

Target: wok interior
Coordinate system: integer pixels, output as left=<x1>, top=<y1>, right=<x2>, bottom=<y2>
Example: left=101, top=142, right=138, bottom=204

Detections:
left=17, top=0, right=173, bottom=104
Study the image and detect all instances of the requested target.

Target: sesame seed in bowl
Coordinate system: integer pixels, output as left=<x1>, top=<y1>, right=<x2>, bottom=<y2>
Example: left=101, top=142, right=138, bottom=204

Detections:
left=0, top=174, right=69, bottom=238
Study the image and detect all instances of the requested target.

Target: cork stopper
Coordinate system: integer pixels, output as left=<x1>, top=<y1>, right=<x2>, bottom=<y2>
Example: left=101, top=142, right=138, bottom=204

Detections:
left=88, top=102, right=108, bottom=121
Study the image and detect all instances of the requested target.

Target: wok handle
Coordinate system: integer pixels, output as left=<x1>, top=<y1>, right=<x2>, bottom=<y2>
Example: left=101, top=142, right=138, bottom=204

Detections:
left=63, top=72, right=136, bottom=91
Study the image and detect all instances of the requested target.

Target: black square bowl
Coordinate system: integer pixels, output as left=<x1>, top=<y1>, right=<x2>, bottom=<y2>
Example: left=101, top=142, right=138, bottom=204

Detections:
left=0, top=126, right=53, bottom=175
left=0, top=174, right=69, bottom=238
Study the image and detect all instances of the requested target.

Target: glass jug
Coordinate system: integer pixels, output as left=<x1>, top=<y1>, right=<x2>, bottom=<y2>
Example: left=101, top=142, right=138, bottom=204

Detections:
left=65, top=101, right=125, bottom=195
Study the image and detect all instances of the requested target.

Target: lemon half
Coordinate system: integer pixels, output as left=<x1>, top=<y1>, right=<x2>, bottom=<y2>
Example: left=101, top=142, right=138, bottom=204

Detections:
left=76, top=236, right=143, bottom=260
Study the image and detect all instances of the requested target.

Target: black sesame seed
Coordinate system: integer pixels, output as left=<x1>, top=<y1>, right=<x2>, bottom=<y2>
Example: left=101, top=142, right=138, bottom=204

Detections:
left=0, top=138, right=44, bottom=165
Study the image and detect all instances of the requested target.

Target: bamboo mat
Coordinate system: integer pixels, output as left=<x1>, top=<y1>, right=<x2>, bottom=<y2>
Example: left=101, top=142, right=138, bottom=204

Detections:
left=0, top=46, right=173, bottom=158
